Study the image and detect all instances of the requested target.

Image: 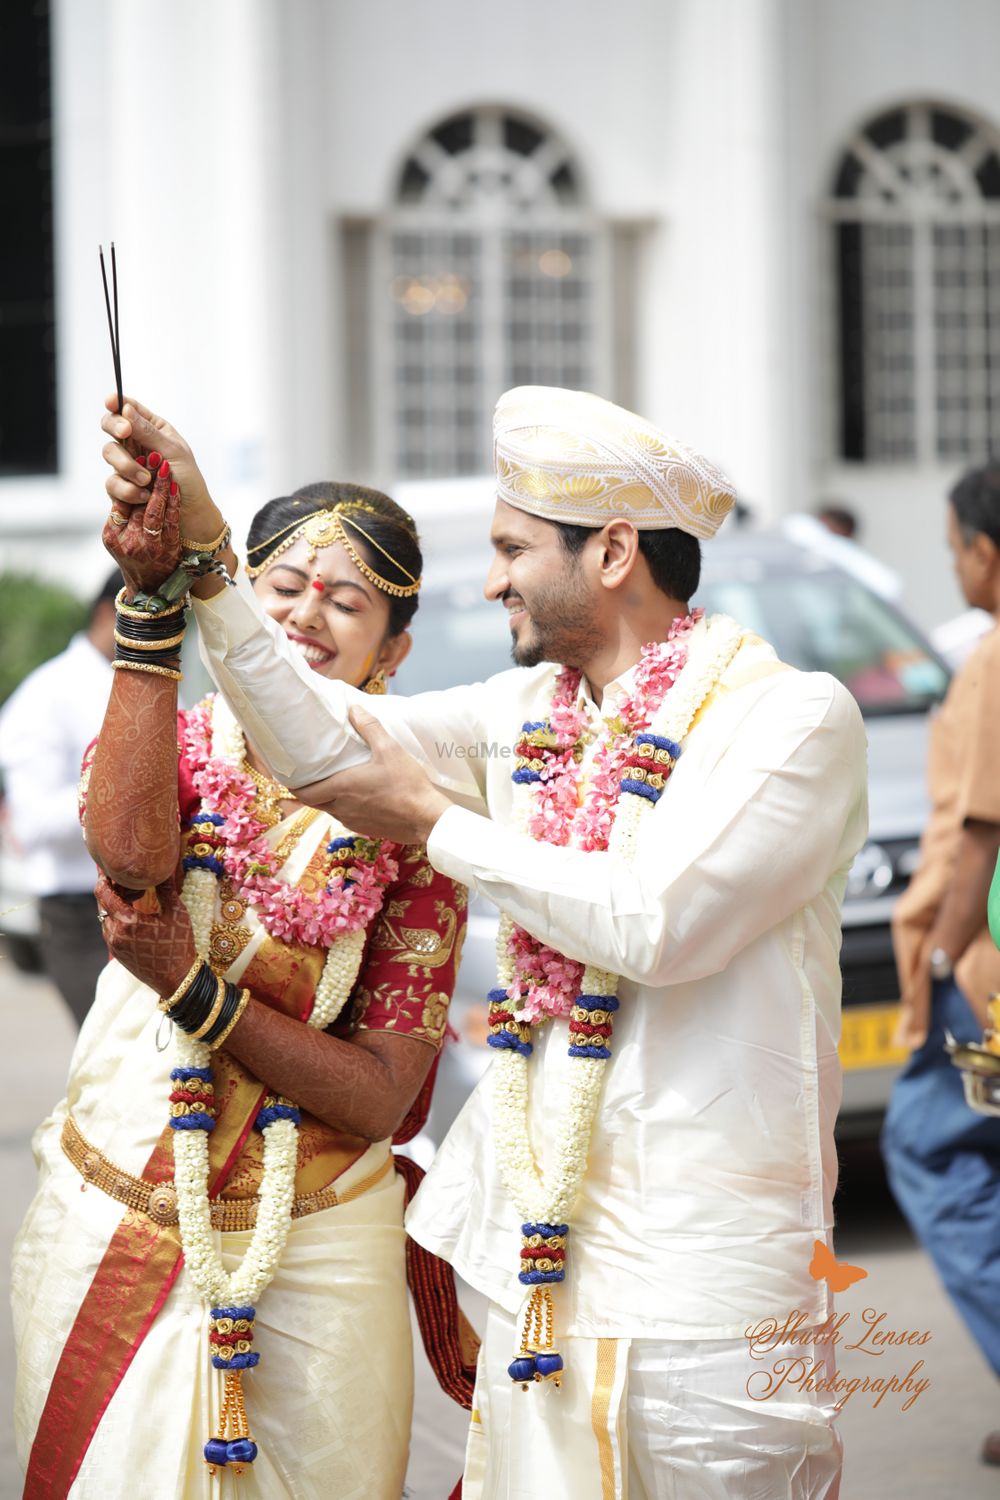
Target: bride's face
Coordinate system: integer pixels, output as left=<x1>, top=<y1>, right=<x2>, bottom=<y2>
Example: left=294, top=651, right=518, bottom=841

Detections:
left=252, top=535, right=408, bottom=687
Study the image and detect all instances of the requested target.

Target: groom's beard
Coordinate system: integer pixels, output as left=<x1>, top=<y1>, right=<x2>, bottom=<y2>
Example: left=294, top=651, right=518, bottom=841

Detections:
left=507, top=573, right=602, bottom=670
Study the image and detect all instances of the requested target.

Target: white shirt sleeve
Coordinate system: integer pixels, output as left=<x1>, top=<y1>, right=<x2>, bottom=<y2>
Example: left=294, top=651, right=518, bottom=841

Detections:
left=426, top=673, right=869, bottom=986
left=194, top=569, right=491, bottom=808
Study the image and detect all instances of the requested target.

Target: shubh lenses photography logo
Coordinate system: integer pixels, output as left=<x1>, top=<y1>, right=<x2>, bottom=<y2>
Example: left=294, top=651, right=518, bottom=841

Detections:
left=744, top=1241, right=932, bottom=1412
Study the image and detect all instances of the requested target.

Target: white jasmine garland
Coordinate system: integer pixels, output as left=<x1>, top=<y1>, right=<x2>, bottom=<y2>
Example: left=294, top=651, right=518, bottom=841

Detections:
left=170, top=694, right=375, bottom=1311
left=493, top=614, right=744, bottom=1231
left=181, top=867, right=217, bottom=957
left=311, top=925, right=367, bottom=1028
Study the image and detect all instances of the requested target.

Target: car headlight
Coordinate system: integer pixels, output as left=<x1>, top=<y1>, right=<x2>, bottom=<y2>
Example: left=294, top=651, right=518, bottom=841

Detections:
left=845, top=841, right=894, bottom=900
left=844, top=839, right=920, bottom=900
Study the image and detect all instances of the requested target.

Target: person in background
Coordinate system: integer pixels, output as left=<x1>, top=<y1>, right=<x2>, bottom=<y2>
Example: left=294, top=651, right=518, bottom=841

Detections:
left=0, top=569, right=118, bottom=1026
left=781, top=504, right=903, bottom=604
left=816, top=502, right=859, bottom=539
left=885, top=461, right=1000, bottom=1467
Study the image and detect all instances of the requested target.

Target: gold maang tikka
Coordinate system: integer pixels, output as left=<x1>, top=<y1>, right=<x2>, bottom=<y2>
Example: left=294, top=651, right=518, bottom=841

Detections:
left=245, top=505, right=421, bottom=599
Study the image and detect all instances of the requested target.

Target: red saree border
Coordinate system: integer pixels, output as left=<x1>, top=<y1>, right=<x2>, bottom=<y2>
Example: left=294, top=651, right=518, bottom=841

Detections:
left=24, top=1075, right=267, bottom=1500
left=22, top=1209, right=183, bottom=1499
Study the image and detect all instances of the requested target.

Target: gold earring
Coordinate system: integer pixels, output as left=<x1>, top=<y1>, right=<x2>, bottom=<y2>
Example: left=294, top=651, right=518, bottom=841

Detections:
left=363, top=669, right=387, bottom=695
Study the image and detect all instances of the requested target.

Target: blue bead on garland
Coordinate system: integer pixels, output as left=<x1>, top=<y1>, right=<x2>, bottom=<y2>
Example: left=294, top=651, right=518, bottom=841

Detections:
left=168, top=1066, right=217, bottom=1132
left=486, top=988, right=534, bottom=1057
left=512, top=720, right=561, bottom=785
left=254, top=1094, right=301, bottom=1130
left=568, top=994, right=620, bottom=1061
left=204, top=1307, right=260, bottom=1476
left=507, top=1280, right=565, bottom=1391
left=182, top=812, right=227, bottom=876
left=619, top=732, right=681, bottom=804
left=325, top=833, right=383, bottom=891
left=518, top=1222, right=568, bottom=1285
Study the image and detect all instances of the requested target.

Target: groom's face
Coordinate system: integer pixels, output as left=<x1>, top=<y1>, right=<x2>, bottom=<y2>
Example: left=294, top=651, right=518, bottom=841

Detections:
left=485, top=501, right=602, bottom=669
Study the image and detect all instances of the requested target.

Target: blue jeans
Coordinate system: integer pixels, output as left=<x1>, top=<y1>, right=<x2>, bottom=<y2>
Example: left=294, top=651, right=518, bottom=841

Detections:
left=881, top=977, right=1000, bottom=1377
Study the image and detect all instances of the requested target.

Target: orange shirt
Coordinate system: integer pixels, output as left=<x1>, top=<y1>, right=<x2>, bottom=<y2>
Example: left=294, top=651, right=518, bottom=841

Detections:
left=892, top=623, right=1000, bottom=1046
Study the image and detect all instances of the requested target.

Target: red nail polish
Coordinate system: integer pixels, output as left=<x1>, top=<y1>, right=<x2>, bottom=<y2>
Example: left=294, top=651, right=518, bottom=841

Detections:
left=159, top=459, right=170, bottom=479
left=148, top=451, right=161, bottom=468
left=136, top=454, right=147, bottom=467
left=169, top=480, right=179, bottom=497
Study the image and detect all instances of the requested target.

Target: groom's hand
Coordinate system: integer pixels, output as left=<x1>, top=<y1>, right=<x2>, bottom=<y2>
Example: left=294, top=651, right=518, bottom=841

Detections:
left=308, top=707, right=451, bottom=845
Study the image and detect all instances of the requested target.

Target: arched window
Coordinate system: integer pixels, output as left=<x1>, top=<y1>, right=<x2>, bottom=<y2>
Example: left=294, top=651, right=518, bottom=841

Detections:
left=378, top=106, right=607, bottom=477
left=830, top=103, right=1000, bottom=464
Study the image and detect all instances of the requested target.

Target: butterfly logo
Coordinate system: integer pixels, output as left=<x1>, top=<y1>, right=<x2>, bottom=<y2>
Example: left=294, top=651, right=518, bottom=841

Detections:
left=809, top=1240, right=868, bottom=1293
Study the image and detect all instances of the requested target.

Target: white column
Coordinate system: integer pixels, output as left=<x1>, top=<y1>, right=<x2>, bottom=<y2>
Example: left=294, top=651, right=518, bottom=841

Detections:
left=0, top=0, right=293, bottom=591
left=641, top=0, right=793, bottom=521
left=104, top=0, right=289, bottom=548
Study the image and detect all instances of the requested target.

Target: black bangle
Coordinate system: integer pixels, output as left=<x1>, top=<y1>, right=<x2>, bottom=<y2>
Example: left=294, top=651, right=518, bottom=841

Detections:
left=114, top=641, right=183, bottom=668
left=167, top=961, right=218, bottom=1031
left=167, top=963, right=214, bottom=1030
left=114, top=609, right=188, bottom=643
left=163, top=965, right=246, bottom=1045
left=201, top=980, right=242, bottom=1046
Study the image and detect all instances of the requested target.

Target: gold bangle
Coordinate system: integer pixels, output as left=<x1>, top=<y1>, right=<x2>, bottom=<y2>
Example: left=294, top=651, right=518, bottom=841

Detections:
left=158, top=957, right=205, bottom=1015
left=113, top=628, right=187, bottom=653
left=190, top=975, right=228, bottom=1041
left=180, top=520, right=231, bottom=554
left=115, top=587, right=187, bottom=622
left=111, top=660, right=183, bottom=682
left=209, top=988, right=251, bottom=1050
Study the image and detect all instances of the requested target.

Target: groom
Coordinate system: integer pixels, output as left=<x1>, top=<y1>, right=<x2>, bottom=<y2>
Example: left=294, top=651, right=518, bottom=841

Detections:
left=103, top=385, right=867, bottom=1499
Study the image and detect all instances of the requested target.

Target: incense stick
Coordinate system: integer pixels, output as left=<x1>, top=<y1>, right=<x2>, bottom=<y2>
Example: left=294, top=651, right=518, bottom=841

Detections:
left=111, top=242, right=121, bottom=409
left=99, top=243, right=124, bottom=415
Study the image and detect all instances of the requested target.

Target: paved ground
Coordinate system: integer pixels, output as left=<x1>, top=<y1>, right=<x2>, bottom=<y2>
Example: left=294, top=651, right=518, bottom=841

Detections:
left=2, top=957, right=997, bottom=1498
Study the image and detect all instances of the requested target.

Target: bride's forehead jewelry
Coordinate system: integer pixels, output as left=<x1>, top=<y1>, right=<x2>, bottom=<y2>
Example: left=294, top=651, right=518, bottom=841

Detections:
left=245, top=504, right=421, bottom=597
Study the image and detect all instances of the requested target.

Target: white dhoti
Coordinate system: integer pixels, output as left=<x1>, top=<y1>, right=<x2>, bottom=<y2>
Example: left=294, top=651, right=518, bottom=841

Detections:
left=463, top=1304, right=843, bottom=1500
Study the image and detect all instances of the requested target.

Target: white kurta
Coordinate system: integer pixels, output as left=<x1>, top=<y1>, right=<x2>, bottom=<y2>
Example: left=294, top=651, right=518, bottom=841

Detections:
left=195, top=576, right=868, bottom=1343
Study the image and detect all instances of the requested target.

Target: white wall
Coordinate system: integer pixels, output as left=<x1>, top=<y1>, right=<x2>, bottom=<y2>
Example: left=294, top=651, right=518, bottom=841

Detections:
left=311, top=0, right=796, bottom=515
left=3, top=0, right=997, bottom=629
left=786, top=0, right=1000, bottom=625
left=1, top=0, right=297, bottom=592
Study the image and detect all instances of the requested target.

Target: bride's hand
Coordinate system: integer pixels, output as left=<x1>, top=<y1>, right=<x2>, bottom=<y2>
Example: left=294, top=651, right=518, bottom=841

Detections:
left=102, top=459, right=182, bottom=596
left=101, top=394, right=227, bottom=546
left=95, top=871, right=198, bottom=998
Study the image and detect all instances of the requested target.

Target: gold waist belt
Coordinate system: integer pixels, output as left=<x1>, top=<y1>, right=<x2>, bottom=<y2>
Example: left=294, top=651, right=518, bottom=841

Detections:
left=61, top=1113, right=393, bottom=1232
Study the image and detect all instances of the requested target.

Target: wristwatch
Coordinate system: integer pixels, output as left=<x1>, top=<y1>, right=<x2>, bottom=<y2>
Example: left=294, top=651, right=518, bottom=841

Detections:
left=929, top=947, right=954, bottom=982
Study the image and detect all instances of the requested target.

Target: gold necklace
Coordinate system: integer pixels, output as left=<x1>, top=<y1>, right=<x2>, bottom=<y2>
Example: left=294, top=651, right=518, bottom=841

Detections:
left=273, top=807, right=322, bottom=865
left=241, top=757, right=293, bottom=828
left=242, top=756, right=322, bottom=866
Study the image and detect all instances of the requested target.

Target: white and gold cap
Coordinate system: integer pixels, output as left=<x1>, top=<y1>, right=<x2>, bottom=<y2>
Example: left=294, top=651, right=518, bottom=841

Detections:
left=493, top=386, right=736, bottom=539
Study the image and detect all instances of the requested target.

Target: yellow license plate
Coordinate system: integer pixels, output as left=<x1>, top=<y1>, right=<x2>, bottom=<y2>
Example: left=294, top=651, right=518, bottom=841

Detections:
left=839, top=1005, right=910, bottom=1071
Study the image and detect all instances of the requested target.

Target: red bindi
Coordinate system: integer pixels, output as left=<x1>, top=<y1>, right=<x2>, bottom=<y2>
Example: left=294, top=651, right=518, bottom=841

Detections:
left=310, top=579, right=325, bottom=593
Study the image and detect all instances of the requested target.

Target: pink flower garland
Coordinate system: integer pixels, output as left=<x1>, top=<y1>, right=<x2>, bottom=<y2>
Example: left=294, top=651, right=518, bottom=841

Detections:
left=182, top=702, right=398, bottom=949
left=508, top=612, right=702, bottom=1023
